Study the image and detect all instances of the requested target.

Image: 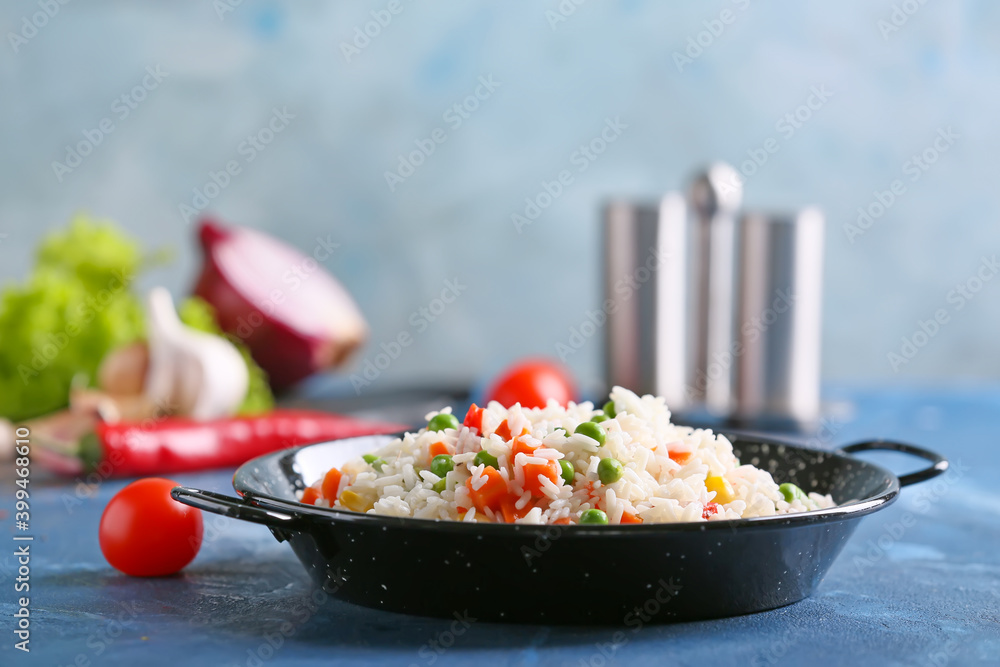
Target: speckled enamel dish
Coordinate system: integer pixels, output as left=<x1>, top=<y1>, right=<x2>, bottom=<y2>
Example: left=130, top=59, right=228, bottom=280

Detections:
left=173, top=433, right=947, bottom=624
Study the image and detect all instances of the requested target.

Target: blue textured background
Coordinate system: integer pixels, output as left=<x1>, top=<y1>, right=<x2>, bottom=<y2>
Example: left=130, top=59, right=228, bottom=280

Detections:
left=2, top=385, right=997, bottom=665
left=2, top=1, right=1000, bottom=392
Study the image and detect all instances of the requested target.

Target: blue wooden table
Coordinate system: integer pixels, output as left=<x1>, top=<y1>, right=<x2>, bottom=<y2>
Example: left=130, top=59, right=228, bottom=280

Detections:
left=2, top=385, right=998, bottom=666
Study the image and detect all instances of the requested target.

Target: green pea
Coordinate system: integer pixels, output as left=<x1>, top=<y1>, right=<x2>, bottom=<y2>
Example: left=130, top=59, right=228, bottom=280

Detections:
left=574, top=421, right=606, bottom=446
left=597, top=457, right=624, bottom=484
left=474, top=450, right=499, bottom=468
left=428, top=413, right=460, bottom=432
left=430, top=454, right=455, bottom=477
left=553, top=426, right=568, bottom=436
left=362, top=454, right=386, bottom=472
left=559, top=460, right=575, bottom=485
left=579, top=509, right=608, bottom=525
left=432, top=478, right=447, bottom=493
left=591, top=414, right=609, bottom=423
left=779, top=483, right=806, bottom=503
left=602, top=400, right=616, bottom=418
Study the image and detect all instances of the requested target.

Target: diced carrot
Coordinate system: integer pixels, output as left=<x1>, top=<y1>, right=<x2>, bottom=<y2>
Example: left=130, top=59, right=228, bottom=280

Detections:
left=511, top=435, right=559, bottom=496
left=521, top=460, right=561, bottom=496
left=495, top=419, right=512, bottom=441
left=499, top=495, right=534, bottom=523
left=463, top=404, right=485, bottom=433
left=511, top=435, right=537, bottom=459
left=668, top=450, right=691, bottom=465
left=300, top=487, right=321, bottom=505
left=428, top=441, right=454, bottom=459
left=620, top=511, right=643, bottom=524
left=553, top=517, right=574, bottom=525
left=466, top=466, right=508, bottom=512
left=494, top=419, right=529, bottom=442
left=321, top=467, right=343, bottom=500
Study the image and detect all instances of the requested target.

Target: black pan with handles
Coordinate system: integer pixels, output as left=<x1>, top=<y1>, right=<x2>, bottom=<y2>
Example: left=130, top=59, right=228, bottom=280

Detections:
left=173, top=433, right=947, bottom=624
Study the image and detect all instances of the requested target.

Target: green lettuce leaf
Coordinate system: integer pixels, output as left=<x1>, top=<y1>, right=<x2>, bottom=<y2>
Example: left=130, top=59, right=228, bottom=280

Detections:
left=0, top=216, right=146, bottom=420
left=0, top=215, right=274, bottom=421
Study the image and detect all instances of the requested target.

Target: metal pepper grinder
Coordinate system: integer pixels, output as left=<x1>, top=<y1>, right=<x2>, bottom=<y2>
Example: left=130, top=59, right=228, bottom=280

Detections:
left=733, top=208, right=824, bottom=427
left=602, top=163, right=824, bottom=430
left=689, top=163, right=743, bottom=415
left=603, top=193, right=688, bottom=410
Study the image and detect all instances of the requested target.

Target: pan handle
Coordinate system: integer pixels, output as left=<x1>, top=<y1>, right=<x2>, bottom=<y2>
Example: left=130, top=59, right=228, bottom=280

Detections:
left=171, top=487, right=304, bottom=530
left=839, top=440, right=949, bottom=487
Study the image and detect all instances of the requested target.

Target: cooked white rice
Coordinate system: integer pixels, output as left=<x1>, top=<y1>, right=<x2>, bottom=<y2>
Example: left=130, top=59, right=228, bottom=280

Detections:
left=302, top=386, right=834, bottom=524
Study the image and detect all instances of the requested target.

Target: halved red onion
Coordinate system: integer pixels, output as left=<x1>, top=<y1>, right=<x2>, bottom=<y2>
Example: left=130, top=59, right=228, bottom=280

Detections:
left=192, top=218, right=367, bottom=390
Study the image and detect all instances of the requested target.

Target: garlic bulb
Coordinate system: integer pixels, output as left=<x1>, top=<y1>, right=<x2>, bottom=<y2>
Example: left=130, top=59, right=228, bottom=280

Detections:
left=145, top=287, right=248, bottom=420
left=98, top=341, right=149, bottom=396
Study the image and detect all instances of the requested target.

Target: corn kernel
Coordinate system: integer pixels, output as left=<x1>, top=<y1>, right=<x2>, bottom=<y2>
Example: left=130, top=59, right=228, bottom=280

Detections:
left=339, top=487, right=376, bottom=512
left=705, top=475, right=735, bottom=505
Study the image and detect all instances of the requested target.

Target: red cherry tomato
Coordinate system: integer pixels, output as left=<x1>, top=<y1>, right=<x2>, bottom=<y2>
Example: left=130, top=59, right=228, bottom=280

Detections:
left=484, top=359, right=576, bottom=409
left=99, top=478, right=203, bottom=577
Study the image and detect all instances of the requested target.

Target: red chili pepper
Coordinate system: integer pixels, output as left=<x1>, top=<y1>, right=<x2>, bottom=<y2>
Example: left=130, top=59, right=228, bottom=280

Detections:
left=87, top=410, right=407, bottom=478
